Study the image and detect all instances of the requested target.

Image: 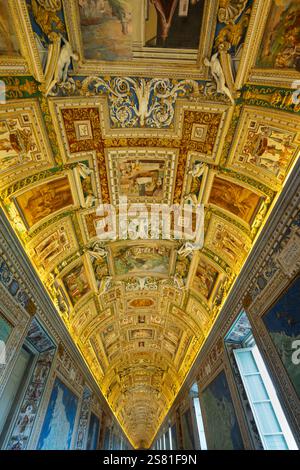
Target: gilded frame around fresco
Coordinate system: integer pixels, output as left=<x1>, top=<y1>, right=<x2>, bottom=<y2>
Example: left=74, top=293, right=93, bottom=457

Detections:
left=62, top=0, right=218, bottom=79
left=12, top=170, right=80, bottom=232
left=241, top=0, right=300, bottom=87
left=0, top=98, right=55, bottom=189
left=0, top=0, right=44, bottom=80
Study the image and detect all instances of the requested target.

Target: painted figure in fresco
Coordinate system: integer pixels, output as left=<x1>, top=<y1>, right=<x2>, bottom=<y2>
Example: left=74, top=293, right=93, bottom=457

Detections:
left=45, top=35, right=79, bottom=96
left=209, top=178, right=261, bottom=224
left=0, top=120, right=36, bottom=169
left=257, top=0, right=300, bottom=70
left=15, top=405, right=34, bottom=437
left=119, top=159, right=164, bottom=198
left=193, top=261, right=218, bottom=299
left=0, top=0, right=18, bottom=55
left=214, top=226, right=245, bottom=263
left=17, top=177, right=73, bottom=228
left=63, top=265, right=89, bottom=303
left=150, top=0, right=178, bottom=44
left=204, top=52, right=234, bottom=104
left=244, top=125, right=294, bottom=176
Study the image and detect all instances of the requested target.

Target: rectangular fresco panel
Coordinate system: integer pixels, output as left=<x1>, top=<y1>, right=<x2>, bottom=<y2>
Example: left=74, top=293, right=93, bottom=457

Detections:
left=241, top=122, right=297, bottom=183
left=78, top=0, right=132, bottom=61
left=86, top=413, right=100, bottom=450
left=111, top=242, right=172, bottom=278
left=29, top=218, right=77, bottom=272
left=201, top=370, right=244, bottom=449
left=0, top=119, right=36, bottom=172
left=37, top=377, right=78, bottom=450
left=0, top=0, right=19, bottom=55
left=256, top=0, right=300, bottom=69
left=16, top=177, right=73, bottom=228
left=145, top=0, right=204, bottom=49
left=192, top=258, right=219, bottom=300
left=209, top=177, right=262, bottom=224
left=62, top=263, right=90, bottom=305
left=181, top=408, right=195, bottom=450
left=118, top=158, right=165, bottom=201
left=263, top=276, right=300, bottom=399
left=107, top=149, right=176, bottom=204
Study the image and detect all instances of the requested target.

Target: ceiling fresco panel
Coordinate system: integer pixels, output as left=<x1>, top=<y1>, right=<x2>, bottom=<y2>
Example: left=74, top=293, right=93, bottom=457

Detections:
left=227, top=107, right=300, bottom=190
left=0, top=100, right=54, bottom=188
left=78, top=0, right=133, bottom=61
left=14, top=174, right=76, bottom=230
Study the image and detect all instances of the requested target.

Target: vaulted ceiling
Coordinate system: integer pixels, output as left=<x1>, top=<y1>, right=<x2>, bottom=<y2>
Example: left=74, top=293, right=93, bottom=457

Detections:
left=0, top=0, right=299, bottom=448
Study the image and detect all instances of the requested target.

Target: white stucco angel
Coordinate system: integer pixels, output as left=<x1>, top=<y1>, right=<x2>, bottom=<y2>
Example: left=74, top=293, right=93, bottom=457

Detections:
left=74, top=162, right=96, bottom=208
left=188, top=162, right=206, bottom=178
left=173, top=273, right=185, bottom=290
left=137, top=277, right=148, bottom=290
left=88, top=242, right=107, bottom=260
left=99, top=276, right=112, bottom=295
left=177, top=240, right=202, bottom=258
left=77, top=162, right=93, bottom=178
left=45, top=34, right=79, bottom=96
left=204, top=52, right=234, bottom=104
left=178, top=217, right=204, bottom=258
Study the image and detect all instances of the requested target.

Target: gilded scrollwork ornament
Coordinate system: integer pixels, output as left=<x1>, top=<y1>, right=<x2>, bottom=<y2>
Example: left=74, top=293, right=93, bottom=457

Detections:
left=218, top=0, right=248, bottom=24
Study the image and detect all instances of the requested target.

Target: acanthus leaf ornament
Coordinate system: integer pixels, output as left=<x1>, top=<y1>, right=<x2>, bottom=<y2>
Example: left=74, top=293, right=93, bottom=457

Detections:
left=79, top=76, right=199, bottom=128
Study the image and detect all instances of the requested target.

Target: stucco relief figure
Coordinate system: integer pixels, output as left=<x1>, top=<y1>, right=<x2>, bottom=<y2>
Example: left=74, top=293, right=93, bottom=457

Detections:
left=88, top=242, right=107, bottom=260
left=189, top=162, right=206, bottom=178
left=99, top=276, right=112, bottom=295
left=204, top=52, right=234, bottom=104
left=177, top=239, right=202, bottom=258
left=45, top=35, right=78, bottom=96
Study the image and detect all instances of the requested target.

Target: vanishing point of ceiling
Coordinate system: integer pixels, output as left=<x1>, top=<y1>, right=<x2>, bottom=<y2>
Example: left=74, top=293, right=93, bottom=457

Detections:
left=0, top=0, right=300, bottom=448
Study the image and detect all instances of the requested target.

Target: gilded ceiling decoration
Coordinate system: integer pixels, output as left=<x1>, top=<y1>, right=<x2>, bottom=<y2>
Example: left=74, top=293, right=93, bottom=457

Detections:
left=0, top=0, right=299, bottom=448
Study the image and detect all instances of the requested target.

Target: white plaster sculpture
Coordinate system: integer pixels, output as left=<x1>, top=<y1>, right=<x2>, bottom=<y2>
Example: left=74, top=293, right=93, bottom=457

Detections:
left=99, top=276, right=112, bottom=295
left=189, top=162, right=206, bottom=178
left=204, top=52, right=234, bottom=104
left=45, top=35, right=78, bottom=96
left=88, top=243, right=107, bottom=259
left=77, top=162, right=93, bottom=178
left=173, top=273, right=185, bottom=290
left=177, top=240, right=203, bottom=258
